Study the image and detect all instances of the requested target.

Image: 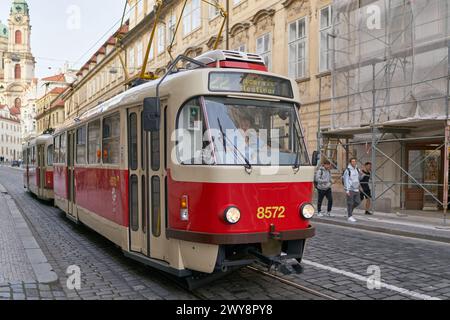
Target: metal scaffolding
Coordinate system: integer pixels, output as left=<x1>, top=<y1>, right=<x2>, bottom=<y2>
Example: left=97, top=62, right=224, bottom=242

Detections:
left=317, top=0, right=450, bottom=226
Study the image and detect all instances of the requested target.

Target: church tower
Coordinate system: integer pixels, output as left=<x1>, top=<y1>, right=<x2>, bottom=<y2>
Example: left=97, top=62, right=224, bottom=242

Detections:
left=3, top=0, right=35, bottom=111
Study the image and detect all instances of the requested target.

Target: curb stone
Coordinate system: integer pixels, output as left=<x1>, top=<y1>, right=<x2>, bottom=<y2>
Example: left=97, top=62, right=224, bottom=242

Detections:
left=0, top=183, right=58, bottom=284
left=313, top=217, right=450, bottom=244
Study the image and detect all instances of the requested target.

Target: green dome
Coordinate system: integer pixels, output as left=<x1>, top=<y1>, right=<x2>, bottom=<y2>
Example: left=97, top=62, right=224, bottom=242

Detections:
left=0, top=21, right=8, bottom=38
left=11, top=0, right=29, bottom=15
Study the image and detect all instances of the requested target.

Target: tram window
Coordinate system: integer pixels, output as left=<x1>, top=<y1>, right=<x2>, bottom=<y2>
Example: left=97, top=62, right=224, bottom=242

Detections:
left=47, top=145, right=54, bottom=166
left=141, top=112, right=145, bottom=171
left=54, top=136, right=60, bottom=163
left=130, top=175, right=139, bottom=232
left=142, top=175, right=146, bottom=234
left=151, top=131, right=160, bottom=171
left=103, top=113, right=120, bottom=164
left=129, top=113, right=138, bottom=170
left=32, top=146, right=36, bottom=164
left=60, top=133, right=66, bottom=164
left=88, top=120, right=101, bottom=164
left=151, top=176, right=161, bottom=237
left=76, top=126, right=87, bottom=164
left=176, top=99, right=206, bottom=165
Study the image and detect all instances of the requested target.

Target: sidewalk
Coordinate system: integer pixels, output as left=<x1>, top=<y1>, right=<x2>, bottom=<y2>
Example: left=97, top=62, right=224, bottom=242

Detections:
left=0, top=183, right=57, bottom=285
left=313, top=207, right=450, bottom=244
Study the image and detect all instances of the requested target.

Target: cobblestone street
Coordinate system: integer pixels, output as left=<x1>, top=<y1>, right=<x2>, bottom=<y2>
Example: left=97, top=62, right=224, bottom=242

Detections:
left=1, top=166, right=450, bottom=300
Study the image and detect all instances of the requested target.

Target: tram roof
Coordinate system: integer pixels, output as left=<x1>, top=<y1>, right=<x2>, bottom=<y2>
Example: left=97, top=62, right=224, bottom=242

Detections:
left=55, top=67, right=300, bottom=134
left=26, top=134, right=54, bottom=147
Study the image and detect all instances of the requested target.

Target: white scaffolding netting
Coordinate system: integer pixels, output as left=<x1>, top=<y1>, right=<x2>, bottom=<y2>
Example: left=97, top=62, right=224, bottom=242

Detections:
left=332, top=0, right=450, bottom=130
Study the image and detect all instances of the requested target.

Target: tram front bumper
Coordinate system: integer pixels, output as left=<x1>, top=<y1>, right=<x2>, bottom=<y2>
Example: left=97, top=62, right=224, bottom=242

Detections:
left=166, top=225, right=316, bottom=245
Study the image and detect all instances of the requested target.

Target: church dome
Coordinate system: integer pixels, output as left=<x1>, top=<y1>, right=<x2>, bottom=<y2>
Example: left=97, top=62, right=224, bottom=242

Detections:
left=0, top=21, right=8, bottom=38
left=11, top=0, right=29, bottom=15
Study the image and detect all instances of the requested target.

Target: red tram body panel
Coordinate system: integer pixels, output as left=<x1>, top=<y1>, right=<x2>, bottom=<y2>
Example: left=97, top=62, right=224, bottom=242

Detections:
left=167, top=172, right=313, bottom=234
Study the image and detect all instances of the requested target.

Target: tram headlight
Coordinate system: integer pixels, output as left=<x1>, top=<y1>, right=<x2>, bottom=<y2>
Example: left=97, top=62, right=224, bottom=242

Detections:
left=224, top=207, right=241, bottom=224
left=300, top=203, right=315, bottom=220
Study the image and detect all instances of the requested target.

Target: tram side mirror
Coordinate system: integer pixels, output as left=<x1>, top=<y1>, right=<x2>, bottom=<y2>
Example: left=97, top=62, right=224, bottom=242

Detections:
left=143, top=97, right=160, bottom=132
left=311, top=151, right=320, bottom=167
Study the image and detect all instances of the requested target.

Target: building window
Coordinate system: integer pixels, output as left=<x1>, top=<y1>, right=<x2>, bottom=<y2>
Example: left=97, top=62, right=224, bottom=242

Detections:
left=234, top=44, right=246, bottom=52
left=157, top=24, right=165, bottom=54
left=15, top=98, right=21, bottom=108
left=183, top=0, right=201, bottom=35
left=319, top=6, right=332, bottom=72
left=167, top=14, right=176, bottom=44
left=14, top=64, right=21, bottom=79
left=288, top=17, right=307, bottom=79
left=137, top=41, right=143, bottom=67
left=233, top=0, right=241, bottom=5
left=256, top=33, right=272, bottom=71
left=128, top=47, right=135, bottom=72
left=209, top=0, right=220, bottom=19
left=137, top=0, right=144, bottom=16
left=15, top=30, right=22, bottom=44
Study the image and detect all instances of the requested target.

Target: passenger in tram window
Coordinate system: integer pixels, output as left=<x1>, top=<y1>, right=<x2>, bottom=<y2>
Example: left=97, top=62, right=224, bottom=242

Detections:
left=238, top=115, right=261, bottom=163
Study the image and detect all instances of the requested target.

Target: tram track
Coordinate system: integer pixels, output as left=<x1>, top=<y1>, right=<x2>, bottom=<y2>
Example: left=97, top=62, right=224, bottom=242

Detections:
left=245, top=266, right=338, bottom=300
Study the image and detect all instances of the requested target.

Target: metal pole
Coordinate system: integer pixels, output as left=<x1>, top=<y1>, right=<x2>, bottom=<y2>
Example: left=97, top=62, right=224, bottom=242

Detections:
left=443, top=38, right=450, bottom=226
left=317, top=77, right=322, bottom=156
left=226, top=0, right=229, bottom=50
left=371, top=63, right=377, bottom=214
left=443, top=123, right=449, bottom=225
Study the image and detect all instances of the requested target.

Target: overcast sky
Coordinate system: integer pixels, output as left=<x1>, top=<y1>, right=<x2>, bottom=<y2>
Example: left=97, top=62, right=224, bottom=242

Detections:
left=0, top=0, right=128, bottom=78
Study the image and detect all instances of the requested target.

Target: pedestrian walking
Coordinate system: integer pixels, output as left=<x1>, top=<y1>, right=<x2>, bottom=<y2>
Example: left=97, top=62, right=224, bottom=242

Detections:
left=315, top=160, right=333, bottom=217
left=360, top=162, right=373, bottom=215
left=343, top=158, right=361, bottom=222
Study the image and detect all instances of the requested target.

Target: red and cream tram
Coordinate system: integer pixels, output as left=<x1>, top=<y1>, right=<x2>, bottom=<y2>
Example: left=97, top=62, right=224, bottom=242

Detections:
left=23, top=134, right=54, bottom=201
left=52, top=51, right=316, bottom=287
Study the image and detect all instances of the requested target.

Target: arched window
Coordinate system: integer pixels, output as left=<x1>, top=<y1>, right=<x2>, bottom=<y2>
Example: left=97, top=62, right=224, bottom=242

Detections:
left=14, top=64, right=21, bottom=79
left=15, top=30, right=22, bottom=44
left=15, top=98, right=21, bottom=108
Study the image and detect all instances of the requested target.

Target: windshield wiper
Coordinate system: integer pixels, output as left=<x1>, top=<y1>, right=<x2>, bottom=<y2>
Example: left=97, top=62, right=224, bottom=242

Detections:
left=217, top=118, right=252, bottom=171
left=292, top=124, right=302, bottom=170
left=293, top=150, right=300, bottom=170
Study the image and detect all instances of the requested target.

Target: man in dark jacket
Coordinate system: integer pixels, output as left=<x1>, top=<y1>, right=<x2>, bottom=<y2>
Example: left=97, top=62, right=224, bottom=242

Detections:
left=315, top=160, right=333, bottom=217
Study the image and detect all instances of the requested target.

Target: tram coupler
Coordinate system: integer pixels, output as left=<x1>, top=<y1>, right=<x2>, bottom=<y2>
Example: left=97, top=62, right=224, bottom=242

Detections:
left=248, top=249, right=303, bottom=275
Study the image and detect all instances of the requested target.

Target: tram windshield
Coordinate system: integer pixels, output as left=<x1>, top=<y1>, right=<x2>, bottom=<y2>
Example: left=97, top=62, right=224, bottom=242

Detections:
left=176, top=97, right=309, bottom=166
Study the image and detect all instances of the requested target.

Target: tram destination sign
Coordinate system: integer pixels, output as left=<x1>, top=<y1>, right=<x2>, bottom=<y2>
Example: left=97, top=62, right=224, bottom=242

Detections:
left=209, top=72, right=294, bottom=98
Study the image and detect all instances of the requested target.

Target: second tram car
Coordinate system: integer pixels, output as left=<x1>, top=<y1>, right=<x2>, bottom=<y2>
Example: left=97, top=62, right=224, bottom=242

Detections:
left=52, top=51, right=316, bottom=286
left=23, top=134, right=55, bottom=201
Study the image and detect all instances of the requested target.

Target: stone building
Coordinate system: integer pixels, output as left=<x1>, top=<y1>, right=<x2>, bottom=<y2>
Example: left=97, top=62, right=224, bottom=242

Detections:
left=0, top=0, right=36, bottom=112
left=0, top=104, right=21, bottom=162
left=64, top=0, right=332, bottom=153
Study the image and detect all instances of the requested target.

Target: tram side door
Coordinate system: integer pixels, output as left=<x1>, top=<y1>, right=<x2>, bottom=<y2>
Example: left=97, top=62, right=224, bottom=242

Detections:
left=128, top=107, right=148, bottom=255
left=38, top=144, right=45, bottom=198
left=148, top=101, right=167, bottom=261
left=67, top=131, right=76, bottom=218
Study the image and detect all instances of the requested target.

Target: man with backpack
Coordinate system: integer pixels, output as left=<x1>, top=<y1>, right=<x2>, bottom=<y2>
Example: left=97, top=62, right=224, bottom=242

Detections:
left=343, top=158, right=362, bottom=222
left=315, top=160, right=333, bottom=217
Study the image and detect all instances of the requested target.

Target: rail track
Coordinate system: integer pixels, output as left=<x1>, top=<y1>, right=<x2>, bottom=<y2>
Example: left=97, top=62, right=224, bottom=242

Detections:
left=245, top=265, right=338, bottom=300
